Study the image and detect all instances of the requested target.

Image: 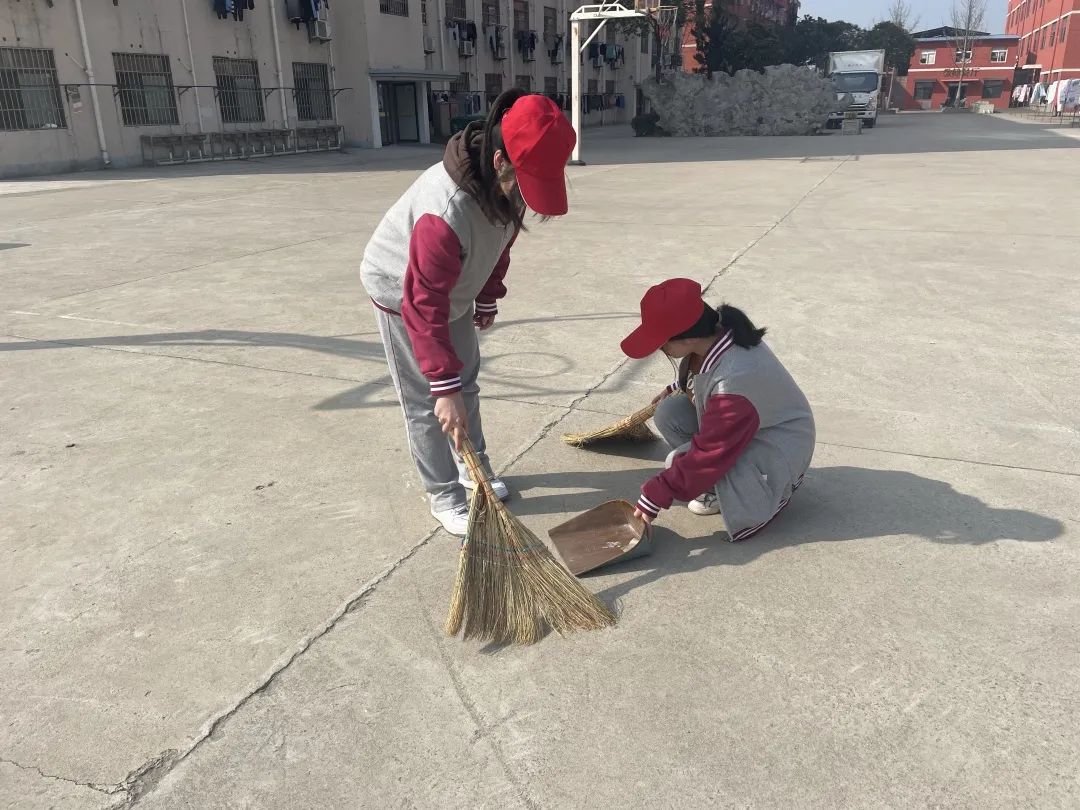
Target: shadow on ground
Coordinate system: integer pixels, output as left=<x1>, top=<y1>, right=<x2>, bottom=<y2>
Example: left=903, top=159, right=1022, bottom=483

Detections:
left=0, top=317, right=640, bottom=409
left=509, top=458, right=1064, bottom=602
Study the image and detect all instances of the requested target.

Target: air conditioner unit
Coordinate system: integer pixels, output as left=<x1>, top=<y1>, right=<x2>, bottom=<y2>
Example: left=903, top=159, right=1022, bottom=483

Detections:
left=309, top=19, right=332, bottom=42
left=591, top=55, right=602, bottom=69
left=551, top=50, right=563, bottom=65
left=423, top=34, right=436, bottom=54
left=493, top=45, right=507, bottom=60
left=459, top=40, right=476, bottom=57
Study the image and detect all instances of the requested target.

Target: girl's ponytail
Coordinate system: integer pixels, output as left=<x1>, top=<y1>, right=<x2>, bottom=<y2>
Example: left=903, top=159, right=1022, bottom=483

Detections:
left=719, top=304, right=766, bottom=348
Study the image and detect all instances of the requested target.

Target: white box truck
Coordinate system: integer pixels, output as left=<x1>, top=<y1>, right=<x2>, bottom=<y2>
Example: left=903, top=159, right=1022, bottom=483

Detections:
left=827, top=49, right=886, bottom=129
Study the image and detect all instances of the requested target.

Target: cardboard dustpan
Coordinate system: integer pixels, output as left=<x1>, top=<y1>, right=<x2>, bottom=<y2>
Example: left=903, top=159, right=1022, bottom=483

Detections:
left=548, top=500, right=652, bottom=576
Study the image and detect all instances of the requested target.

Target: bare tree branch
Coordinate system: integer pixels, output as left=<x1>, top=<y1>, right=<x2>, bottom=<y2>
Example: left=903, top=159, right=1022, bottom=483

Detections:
left=947, top=0, right=988, bottom=106
left=887, top=0, right=921, bottom=33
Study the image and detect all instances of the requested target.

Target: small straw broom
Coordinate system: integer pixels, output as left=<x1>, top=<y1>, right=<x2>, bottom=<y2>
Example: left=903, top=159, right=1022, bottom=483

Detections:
left=560, top=401, right=660, bottom=448
left=445, top=437, right=617, bottom=645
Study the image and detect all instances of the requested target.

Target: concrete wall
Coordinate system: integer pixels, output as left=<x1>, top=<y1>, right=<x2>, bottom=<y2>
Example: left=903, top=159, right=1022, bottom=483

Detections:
left=1, top=0, right=362, bottom=177
left=1, top=0, right=643, bottom=178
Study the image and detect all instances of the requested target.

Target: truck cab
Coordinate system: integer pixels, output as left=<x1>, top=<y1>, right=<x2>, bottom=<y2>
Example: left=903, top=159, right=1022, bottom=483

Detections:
left=826, top=50, right=886, bottom=129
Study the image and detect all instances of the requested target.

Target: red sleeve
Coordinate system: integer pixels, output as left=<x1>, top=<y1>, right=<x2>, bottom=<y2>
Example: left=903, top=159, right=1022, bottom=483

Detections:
left=401, top=214, right=465, bottom=397
left=637, top=394, right=759, bottom=518
left=475, top=230, right=518, bottom=317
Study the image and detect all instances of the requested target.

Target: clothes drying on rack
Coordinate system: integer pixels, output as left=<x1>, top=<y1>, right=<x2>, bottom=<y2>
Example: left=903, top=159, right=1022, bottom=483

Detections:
left=214, top=0, right=255, bottom=20
left=517, top=30, right=538, bottom=60
left=285, top=0, right=326, bottom=27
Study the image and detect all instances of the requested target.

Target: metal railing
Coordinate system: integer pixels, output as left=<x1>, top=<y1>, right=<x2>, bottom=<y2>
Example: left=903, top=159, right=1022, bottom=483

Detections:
left=212, top=56, right=265, bottom=124
left=0, top=46, right=66, bottom=131
left=292, top=62, right=333, bottom=121
left=113, top=52, right=179, bottom=127
left=446, top=0, right=467, bottom=21
left=380, top=0, right=410, bottom=17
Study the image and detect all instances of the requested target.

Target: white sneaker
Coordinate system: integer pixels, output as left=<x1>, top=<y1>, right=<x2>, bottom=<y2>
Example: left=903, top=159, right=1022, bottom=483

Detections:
left=459, top=472, right=510, bottom=502
left=431, top=503, right=470, bottom=537
left=687, top=493, right=721, bottom=516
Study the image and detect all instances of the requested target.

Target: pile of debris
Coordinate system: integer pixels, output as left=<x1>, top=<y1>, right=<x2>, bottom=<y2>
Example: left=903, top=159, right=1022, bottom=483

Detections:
left=641, top=65, right=840, bottom=137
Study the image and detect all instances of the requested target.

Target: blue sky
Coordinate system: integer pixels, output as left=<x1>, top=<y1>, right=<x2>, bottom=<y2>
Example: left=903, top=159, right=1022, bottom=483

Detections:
left=799, top=0, right=1007, bottom=34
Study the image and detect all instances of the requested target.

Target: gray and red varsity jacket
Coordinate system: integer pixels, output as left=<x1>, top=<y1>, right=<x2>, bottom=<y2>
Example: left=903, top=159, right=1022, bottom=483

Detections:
left=637, top=332, right=816, bottom=540
left=361, top=124, right=517, bottom=397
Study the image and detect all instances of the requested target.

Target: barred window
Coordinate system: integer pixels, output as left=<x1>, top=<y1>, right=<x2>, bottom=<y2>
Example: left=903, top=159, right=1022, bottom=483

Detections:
left=381, top=0, right=409, bottom=16
left=293, top=62, right=332, bottom=121
left=0, top=47, right=66, bottom=131
left=543, top=75, right=558, bottom=94
left=515, top=74, right=532, bottom=92
left=212, top=56, right=265, bottom=124
left=485, top=72, right=503, bottom=94
left=113, top=53, right=178, bottom=127
left=449, top=72, right=471, bottom=92
left=543, top=6, right=557, bottom=37
left=446, top=0, right=466, bottom=20
left=513, top=0, right=529, bottom=32
left=482, top=0, right=500, bottom=25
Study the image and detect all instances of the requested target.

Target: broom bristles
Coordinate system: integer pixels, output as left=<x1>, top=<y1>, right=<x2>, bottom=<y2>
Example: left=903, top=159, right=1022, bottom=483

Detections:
left=445, top=441, right=617, bottom=645
left=561, top=402, right=660, bottom=447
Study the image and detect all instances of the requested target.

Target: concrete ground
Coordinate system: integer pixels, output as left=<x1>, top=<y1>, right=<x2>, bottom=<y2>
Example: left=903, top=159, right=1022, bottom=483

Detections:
left=2, top=112, right=1079, bottom=809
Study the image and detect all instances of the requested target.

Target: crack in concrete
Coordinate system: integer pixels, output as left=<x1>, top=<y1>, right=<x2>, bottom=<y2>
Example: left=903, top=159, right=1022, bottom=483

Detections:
left=123, top=529, right=439, bottom=806
left=0, top=757, right=125, bottom=801
left=424, top=613, right=541, bottom=810
left=97, top=161, right=846, bottom=806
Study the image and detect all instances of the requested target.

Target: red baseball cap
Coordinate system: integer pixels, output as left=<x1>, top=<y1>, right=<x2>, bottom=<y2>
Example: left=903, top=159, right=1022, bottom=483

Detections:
left=621, top=278, right=706, bottom=359
left=502, top=94, right=576, bottom=217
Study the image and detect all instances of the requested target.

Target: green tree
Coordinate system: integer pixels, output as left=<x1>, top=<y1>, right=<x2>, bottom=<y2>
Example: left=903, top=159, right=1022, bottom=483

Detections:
left=862, top=21, right=916, bottom=75
left=783, top=15, right=864, bottom=69
left=693, top=1, right=786, bottom=77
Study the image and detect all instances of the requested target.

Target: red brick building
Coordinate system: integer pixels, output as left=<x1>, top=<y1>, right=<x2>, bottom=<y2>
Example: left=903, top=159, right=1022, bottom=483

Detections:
left=1005, top=0, right=1080, bottom=84
left=896, top=28, right=1020, bottom=110
left=679, top=0, right=796, bottom=72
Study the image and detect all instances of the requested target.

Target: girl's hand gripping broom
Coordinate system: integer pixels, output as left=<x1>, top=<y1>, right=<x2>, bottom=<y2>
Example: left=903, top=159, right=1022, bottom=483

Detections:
left=445, top=437, right=617, bottom=645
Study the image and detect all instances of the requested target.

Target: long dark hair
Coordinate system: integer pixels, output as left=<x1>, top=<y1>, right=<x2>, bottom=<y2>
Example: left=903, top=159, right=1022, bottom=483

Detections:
left=472, top=88, right=527, bottom=231
left=673, top=303, right=766, bottom=348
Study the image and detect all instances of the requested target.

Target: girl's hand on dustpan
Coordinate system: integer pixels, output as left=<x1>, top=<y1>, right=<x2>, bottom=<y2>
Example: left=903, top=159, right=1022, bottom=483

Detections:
left=633, top=507, right=654, bottom=526
left=435, top=393, right=468, bottom=450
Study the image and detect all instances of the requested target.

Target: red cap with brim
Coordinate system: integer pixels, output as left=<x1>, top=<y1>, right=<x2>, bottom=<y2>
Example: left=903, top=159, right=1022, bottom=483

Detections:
left=620, top=278, right=706, bottom=359
left=516, top=168, right=569, bottom=217
left=502, top=94, right=576, bottom=217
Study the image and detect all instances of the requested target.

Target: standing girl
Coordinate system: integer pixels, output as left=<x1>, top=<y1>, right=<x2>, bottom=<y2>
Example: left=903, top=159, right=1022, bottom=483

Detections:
left=622, top=278, right=816, bottom=541
left=361, top=90, right=576, bottom=536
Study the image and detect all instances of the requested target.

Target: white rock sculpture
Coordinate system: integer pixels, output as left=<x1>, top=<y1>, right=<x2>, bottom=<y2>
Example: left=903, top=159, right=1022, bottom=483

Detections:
left=642, top=65, right=841, bottom=136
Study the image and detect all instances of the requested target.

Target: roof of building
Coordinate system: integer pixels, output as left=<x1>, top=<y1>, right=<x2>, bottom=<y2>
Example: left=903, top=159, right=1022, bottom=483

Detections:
left=915, top=35, right=1020, bottom=43
left=913, top=26, right=990, bottom=38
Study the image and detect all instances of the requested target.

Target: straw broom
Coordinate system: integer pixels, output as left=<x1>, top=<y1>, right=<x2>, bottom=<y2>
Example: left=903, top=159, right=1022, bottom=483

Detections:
left=445, top=438, right=617, bottom=645
left=560, top=401, right=660, bottom=447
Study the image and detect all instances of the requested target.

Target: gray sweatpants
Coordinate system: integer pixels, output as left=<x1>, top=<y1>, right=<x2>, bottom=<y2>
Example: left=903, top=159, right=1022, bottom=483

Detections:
left=373, top=305, right=492, bottom=512
left=654, top=393, right=697, bottom=461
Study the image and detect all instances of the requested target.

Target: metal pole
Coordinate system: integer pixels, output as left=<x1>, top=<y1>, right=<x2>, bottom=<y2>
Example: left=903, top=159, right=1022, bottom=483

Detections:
left=268, top=0, right=290, bottom=126
left=179, top=0, right=205, bottom=133
left=72, top=0, right=110, bottom=166
left=571, top=16, right=582, bottom=164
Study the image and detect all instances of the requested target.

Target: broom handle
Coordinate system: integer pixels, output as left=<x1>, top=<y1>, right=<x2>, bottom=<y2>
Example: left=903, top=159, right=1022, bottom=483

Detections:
left=460, top=437, right=498, bottom=502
